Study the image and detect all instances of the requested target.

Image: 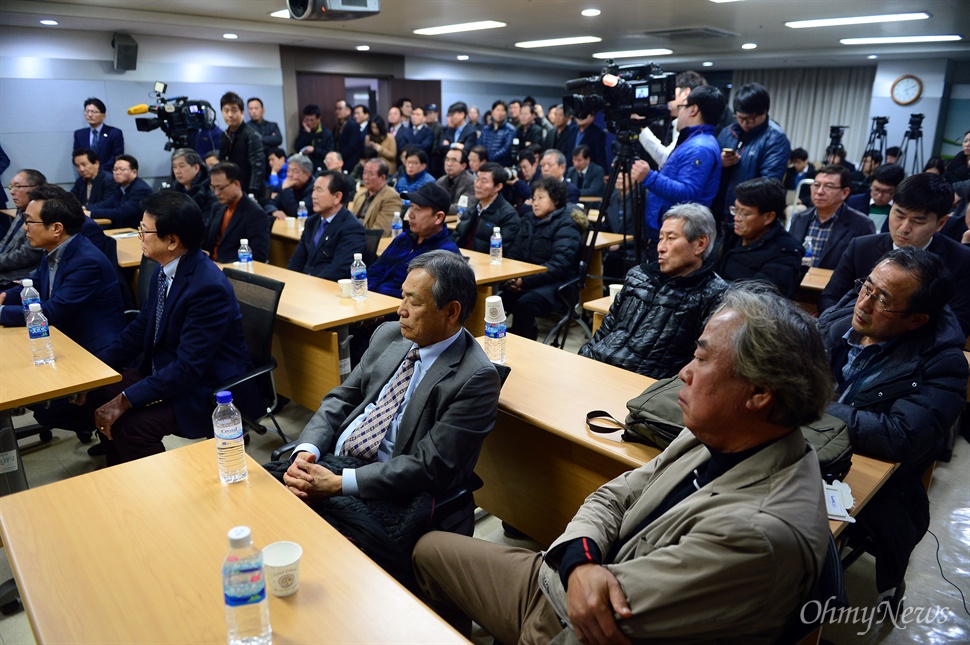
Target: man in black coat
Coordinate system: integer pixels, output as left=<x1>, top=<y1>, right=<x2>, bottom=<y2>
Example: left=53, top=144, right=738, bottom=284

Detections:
left=70, top=149, right=119, bottom=210
left=333, top=99, right=364, bottom=172
left=819, top=173, right=970, bottom=337
left=204, top=163, right=270, bottom=263
left=218, top=92, right=264, bottom=196
left=287, top=171, right=366, bottom=280
left=86, top=154, right=153, bottom=229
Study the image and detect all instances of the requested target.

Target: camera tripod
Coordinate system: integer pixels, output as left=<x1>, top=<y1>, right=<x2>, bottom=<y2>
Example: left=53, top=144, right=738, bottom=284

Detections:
left=863, top=117, right=889, bottom=162
left=897, top=121, right=924, bottom=175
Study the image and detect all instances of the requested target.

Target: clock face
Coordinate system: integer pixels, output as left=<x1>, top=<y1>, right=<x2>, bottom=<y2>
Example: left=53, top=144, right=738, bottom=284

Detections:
left=892, top=75, right=922, bottom=106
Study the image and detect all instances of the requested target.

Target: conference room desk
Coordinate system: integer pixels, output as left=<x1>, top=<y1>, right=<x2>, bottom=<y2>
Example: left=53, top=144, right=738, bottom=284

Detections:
left=795, top=267, right=833, bottom=313
left=583, top=295, right=613, bottom=334
left=105, top=228, right=141, bottom=268
left=269, top=218, right=301, bottom=268
left=0, top=440, right=465, bottom=644
left=218, top=262, right=401, bottom=412
left=582, top=231, right=628, bottom=304
left=1, top=208, right=14, bottom=219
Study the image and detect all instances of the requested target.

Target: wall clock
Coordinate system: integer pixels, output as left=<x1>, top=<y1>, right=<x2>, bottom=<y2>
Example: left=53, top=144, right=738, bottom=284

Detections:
left=891, top=75, right=923, bottom=106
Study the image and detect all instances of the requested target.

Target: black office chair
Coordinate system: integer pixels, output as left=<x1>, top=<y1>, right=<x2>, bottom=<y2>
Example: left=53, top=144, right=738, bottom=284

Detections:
left=363, top=228, right=385, bottom=265
left=775, top=533, right=846, bottom=644
left=543, top=218, right=596, bottom=349
left=215, top=267, right=288, bottom=444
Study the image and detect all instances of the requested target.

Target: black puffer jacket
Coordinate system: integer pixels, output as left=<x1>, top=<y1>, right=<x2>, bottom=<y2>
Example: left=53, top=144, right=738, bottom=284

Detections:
left=715, top=221, right=804, bottom=298
left=175, top=166, right=217, bottom=227
left=509, top=206, right=582, bottom=290
left=579, top=262, right=728, bottom=378
left=452, top=194, right=521, bottom=256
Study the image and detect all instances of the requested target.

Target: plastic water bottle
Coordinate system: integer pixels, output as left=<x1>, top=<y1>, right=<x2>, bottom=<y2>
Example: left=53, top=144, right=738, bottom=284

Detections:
left=247, top=193, right=256, bottom=203
left=238, top=239, right=253, bottom=272
left=223, top=526, right=271, bottom=645
left=802, top=238, right=813, bottom=268
left=351, top=253, right=368, bottom=300
left=457, top=194, right=468, bottom=219
left=391, top=211, right=403, bottom=237
left=213, top=391, right=247, bottom=484
left=401, top=199, right=411, bottom=218
left=490, top=227, right=503, bottom=264
left=20, top=278, right=40, bottom=315
left=297, top=200, right=308, bottom=232
left=26, top=303, right=54, bottom=365
left=484, top=295, right=507, bottom=364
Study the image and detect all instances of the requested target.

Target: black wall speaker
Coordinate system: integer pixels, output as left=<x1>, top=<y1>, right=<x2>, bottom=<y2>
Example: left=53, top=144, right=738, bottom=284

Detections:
left=112, top=33, right=138, bottom=71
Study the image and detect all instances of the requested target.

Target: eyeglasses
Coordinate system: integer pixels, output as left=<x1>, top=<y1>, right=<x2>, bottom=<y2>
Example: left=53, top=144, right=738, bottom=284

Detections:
left=137, top=223, right=158, bottom=239
left=811, top=182, right=844, bottom=192
left=854, top=278, right=910, bottom=314
left=729, top=206, right=764, bottom=220
left=735, top=112, right=764, bottom=126
left=84, top=109, right=103, bottom=115
left=22, top=219, right=45, bottom=226
left=675, top=104, right=689, bottom=111
left=6, top=184, right=36, bottom=192
left=870, top=185, right=894, bottom=197
left=210, top=182, right=232, bottom=192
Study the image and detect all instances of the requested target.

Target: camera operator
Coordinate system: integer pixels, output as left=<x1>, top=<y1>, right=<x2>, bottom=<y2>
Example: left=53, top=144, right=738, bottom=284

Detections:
left=631, top=85, right=726, bottom=242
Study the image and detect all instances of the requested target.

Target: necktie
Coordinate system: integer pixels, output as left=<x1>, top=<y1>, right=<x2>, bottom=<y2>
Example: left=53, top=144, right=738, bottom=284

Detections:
left=340, top=348, right=421, bottom=461
left=86, top=182, right=93, bottom=202
left=577, top=172, right=585, bottom=189
left=152, top=270, right=168, bottom=374
left=90, top=128, right=97, bottom=147
left=312, top=218, right=328, bottom=248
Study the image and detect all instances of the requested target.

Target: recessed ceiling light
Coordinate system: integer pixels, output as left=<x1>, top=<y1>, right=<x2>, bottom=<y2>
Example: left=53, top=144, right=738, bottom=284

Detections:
left=457, top=55, right=470, bottom=61
left=592, top=48, right=673, bottom=59
left=581, top=8, right=601, bottom=17
left=702, top=61, right=714, bottom=67
left=709, top=0, right=744, bottom=3
left=270, top=9, right=290, bottom=19
left=356, top=45, right=370, bottom=51
left=516, top=36, right=602, bottom=49
left=40, top=19, right=58, bottom=26
left=741, top=42, right=757, bottom=50
left=841, top=35, right=961, bottom=45
left=785, top=12, right=929, bottom=29
left=223, top=33, right=238, bottom=39
left=414, top=21, right=506, bottom=36
left=867, top=54, right=878, bottom=59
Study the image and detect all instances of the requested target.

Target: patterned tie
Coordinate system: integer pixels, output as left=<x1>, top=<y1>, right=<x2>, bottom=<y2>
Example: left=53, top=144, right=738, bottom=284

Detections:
left=152, top=270, right=168, bottom=374
left=340, top=348, right=421, bottom=461
left=312, top=218, right=327, bottom=248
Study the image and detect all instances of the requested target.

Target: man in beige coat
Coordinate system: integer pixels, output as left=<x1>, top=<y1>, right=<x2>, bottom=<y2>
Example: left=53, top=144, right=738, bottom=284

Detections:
left=413, top=284, right=833, bottom=644
left=350, top=158, right=402, bottom=235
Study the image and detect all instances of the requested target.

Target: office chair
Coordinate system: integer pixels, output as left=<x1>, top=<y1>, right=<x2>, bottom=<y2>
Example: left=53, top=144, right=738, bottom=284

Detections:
left=215, top=267, right=288, bottom=444
left=363, top=228, right=385, bottom=265
left=543, top=219, right=596, bottom=349
left=775, top=533, right=846, bottom=645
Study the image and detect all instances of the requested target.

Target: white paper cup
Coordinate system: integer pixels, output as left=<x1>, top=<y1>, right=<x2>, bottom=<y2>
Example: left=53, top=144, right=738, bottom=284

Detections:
left=338, top=279, right=353, bottom=297
left=609, top=283, right=622, bottom=301
left=485, top=295, right=506, bottom=322
left=285, top=217, right=297, bottom=229
left=263, top=541, right=302, bottom=597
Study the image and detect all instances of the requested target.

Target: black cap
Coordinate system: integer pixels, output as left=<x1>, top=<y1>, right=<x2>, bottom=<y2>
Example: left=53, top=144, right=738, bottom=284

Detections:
left=404, top=183, right=451, bottom=214
left=424, top=103, right=439, bottom=113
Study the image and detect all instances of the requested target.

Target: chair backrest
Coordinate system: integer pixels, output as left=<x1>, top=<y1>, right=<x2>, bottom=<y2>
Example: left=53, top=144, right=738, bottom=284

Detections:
left=222, top=267, right=285, bottom=366
left=363, top=228, right=385, bottom=265
left=136, top=255, right=161, bottom=308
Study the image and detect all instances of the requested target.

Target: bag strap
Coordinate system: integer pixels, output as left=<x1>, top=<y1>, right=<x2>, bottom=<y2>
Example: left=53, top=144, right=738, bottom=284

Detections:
left=586, top=410, right=626, bottom=434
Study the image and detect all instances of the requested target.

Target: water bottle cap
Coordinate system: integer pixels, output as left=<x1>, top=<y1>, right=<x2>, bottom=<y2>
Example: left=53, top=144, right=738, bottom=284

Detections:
left=354, top=253, right=362, bottom=260
left=393, top=211, right=400, bottom=217
left=298, top=201, right=306, bottom=207
left=216, top=390, right=233, bottom=405
left=227, top=525, right=252, bottom=548
left=28, top=302, right=42, bottom=312
left=493, top=227, right=501, bottom=233
left=21, top=279, right=32, bottom=288
left=240, top=239, right=249, bottom=246
left=484, top=295, right=506, bottom=322
left=457, top=195, right=468, bottom=207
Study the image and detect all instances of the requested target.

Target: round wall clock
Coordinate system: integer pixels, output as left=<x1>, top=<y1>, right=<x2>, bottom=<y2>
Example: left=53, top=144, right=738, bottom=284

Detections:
left=891, top=75, right=923, bottom=106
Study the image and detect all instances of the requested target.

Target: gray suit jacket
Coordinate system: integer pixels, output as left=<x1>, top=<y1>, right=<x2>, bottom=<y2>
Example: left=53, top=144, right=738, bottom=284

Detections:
left=295, top=322, right=500, bottom=500
left=540, top=429, right=829, bottom=644
left=0, top=211, right=42, bottom=280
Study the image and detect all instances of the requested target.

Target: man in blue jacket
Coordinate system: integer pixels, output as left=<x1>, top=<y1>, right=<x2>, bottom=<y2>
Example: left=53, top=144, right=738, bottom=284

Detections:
left=478, top=101, right=516, bottom=167
left=85, top=154, right=153, bottom=228
left=631, top=85, right=725, bottom=241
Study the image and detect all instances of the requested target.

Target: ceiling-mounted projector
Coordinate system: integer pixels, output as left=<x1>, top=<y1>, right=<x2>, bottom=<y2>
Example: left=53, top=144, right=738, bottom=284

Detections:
left=287, top=0, right=380, bottom=20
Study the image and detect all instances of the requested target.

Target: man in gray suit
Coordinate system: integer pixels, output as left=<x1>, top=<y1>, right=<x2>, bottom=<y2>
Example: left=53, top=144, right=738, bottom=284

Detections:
left=277, top=250, right=501, bottom=583
left=414, top=284, right=833, bottom=644
left=0, top=169, right=45, bottom=281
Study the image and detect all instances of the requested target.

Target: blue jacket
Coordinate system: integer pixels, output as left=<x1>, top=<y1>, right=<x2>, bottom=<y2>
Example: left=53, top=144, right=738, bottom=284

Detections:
left=717, top=118, right=791, bottom=217
left=98, top=249, right=259, bottom=438
left=73, top=124, right=125, bottom=170
left=478, top=122, right=516, bottom=167
left=395, top=170, right=436, bottom=195
left=0, top=235, right=126, bottom=354
left=287, top=208, right=366, bottom=281
left=368, top=228, right=460, bottom=297
left=642, top=124, right=721, bottom=232
left=88, top=177, right=153, bottom=229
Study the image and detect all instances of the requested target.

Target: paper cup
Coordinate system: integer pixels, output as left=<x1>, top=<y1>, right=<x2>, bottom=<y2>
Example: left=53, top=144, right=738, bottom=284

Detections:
left=263, top=541, right=302, bottom=597
left=485, top=295, right=506, bottom=323
left=609, top=283, right=623, bottom=301
left=285, top=217, right=297, bottom=229
left=338, top=279, right=353, bottom=297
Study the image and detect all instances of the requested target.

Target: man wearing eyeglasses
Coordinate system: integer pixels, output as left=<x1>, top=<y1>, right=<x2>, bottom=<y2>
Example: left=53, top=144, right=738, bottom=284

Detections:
left=0, top=169, right=46, bottom=281
left=818, top=173, right=970, bottom=337
left=818, top=247, right=967, bottom=612
left=845, top=164, right=906, bottom=234
left=204, top=162, right=270, bottom=263
left=72, top=97, right=124, bottom=171
left=788, top=165, right=875, bottom=269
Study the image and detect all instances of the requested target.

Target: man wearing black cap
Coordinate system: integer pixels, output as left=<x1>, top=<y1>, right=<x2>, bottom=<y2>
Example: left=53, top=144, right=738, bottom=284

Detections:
left=368, top=183, right=461, bottom=297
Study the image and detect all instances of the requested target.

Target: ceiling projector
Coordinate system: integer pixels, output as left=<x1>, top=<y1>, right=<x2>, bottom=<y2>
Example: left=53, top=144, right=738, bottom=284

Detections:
left=287, top=0, right=380, bottom=21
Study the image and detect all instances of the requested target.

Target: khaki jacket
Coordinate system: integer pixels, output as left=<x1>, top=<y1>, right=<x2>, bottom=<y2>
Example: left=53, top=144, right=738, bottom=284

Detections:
left=350, top=184, right=403, bottom=234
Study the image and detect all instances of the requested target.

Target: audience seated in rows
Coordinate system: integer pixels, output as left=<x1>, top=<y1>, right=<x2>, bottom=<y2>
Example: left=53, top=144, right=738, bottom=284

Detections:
left=580, top=203, right=728, bottom=378
left=846, top=164, right=906, bottom=233
left=539, top=149, right=581, bottom=205
left=714, top=177, right=804, bottom=298
left=70, top=148, right=119, bottom=210
left=351, top=158, right=403, bottom=235
left=204, top=162, right=270, bottom=263
left=789, top=165, right=875, bottom=269
left=86, top=154, right=153, bottom=229
left=819, top=247, right=968, bottom=609
left=287, top=170, right=365, bottom=280
left=437, top=148, right=475, bottom=216
left=394, top=148, right=436, bottom=196
left=269, top=153, right=315, bottom=220
left=414, top=283, right=832, bottom=644
left=267, top=147, right=288, bottom=193
left=782, top=147, right=816, bottom=206
left=500, top=176, right=583, bottom=341
left=171, top=148, right=216, bottom=226
left=0, top=169, right=46, bottom=281
left=566, top=144, right=606, bottom=198
left=452, top=163, right=520, bottom=257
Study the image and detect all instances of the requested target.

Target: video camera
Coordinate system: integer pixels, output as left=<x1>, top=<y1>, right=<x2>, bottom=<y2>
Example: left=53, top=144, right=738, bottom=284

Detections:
left=128, top=82, right=217, bottom=150
left=826, top=125, right=849, bottom=155
left=563, top=61, right=676, bottom=140
left=907, top=113, right=924, bottom=138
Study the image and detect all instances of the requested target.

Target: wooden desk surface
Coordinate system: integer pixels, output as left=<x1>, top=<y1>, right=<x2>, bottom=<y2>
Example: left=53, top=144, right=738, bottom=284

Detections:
left=375, top=239, right=547, bottom=286
left=800, top=267, right=833, bottom=292
left=1, top=208, right=15, bottom=219
left=106, top=228, right=142, bottom=268
left=591, top=231, right=627, bottom=250
left=0, top=441, right=466, bottom=644
left=271, top=217, right=303, bottom=242
left=220, top=263, right=401, bottom=331
left=832, top=455, right=897, bottom=537
left=583, top=295, right=613, bottom=316
left=0, top=326, right=120, bottom=410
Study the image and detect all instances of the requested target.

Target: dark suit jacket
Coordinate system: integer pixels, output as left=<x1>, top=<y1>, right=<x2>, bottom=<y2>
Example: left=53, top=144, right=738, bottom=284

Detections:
left=287, top=208, right=366, bottom=281
left=70, top=170, right=120, bottom=209
left=575, top=124, right=608, bottom=170
left=845, top=194, right=890, bottom=233
left=788, top=204, right=875, bottom=270
left=393, top=124, right=414, bottom=155
left=438, top=123, right=478, bottom=155
left=818, top=232, right=970, bottom=336
left=205, top=197, right=271, bottom=263
left=294, top=322, right=500, bottom=500
left=335, top=120, right=364, bottom=168
left=567, top=162, right=606, bottom=198
left=407, top=125, right=435, bottom=156
left=547, top=124, right=578, bottom=168
left=73, top=124, right=125, bottom=170
left=97, top=249, right=259, bottom=438
left=1, top=235, right=126, bottom=354
left=88, top=177, right=153, bottom=229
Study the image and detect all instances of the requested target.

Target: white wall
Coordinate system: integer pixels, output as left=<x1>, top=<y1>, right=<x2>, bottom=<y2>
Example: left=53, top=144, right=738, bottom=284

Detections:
left=0, top=27, right=285, bottom=187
